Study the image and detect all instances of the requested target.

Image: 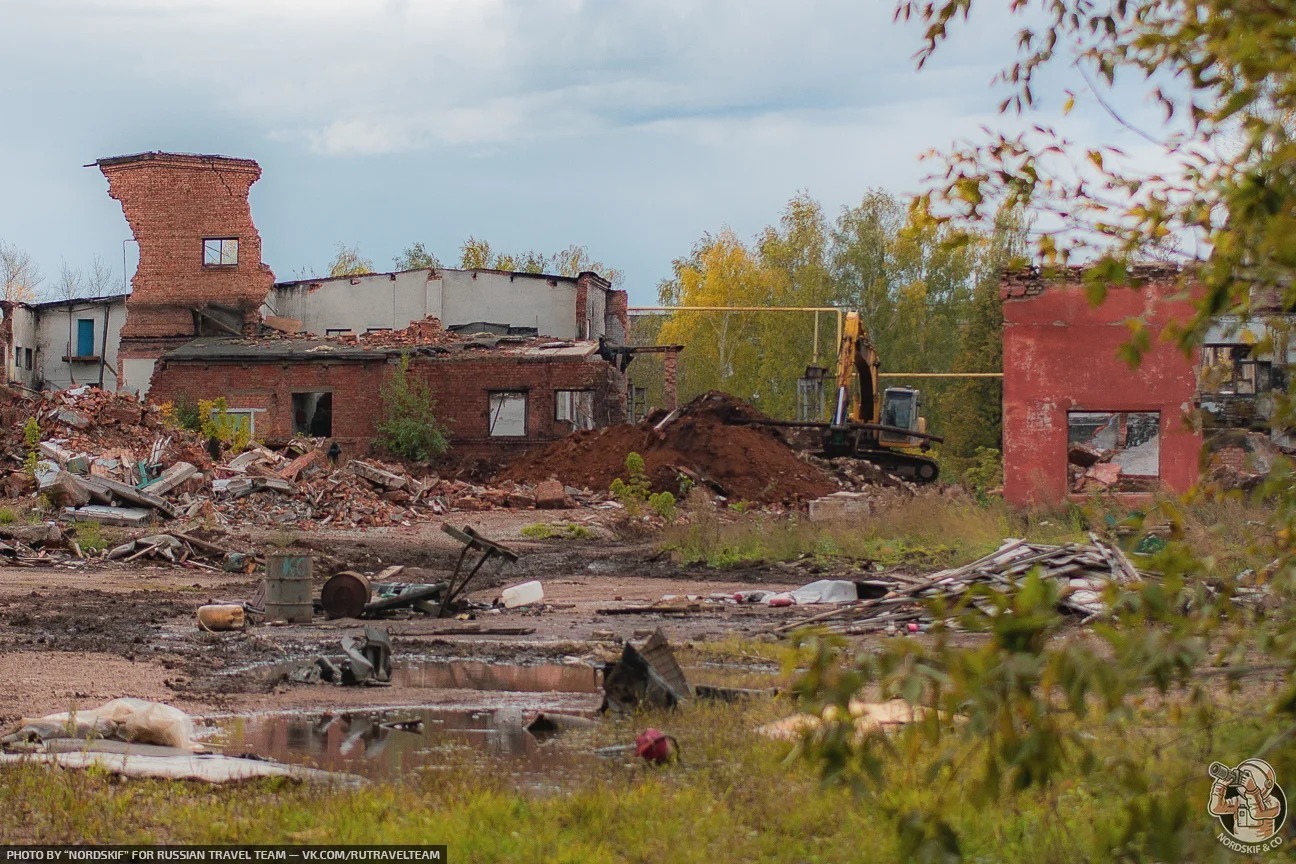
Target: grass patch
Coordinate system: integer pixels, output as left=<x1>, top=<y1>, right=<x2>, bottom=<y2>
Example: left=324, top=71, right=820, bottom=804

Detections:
left=0, top=684, right=1262, bottom=860
left=520, top=522, right=596, bottom=540
left=0, top=507, right=16, bottom=525
left=664, top=494, right=1092, bottom=570
left=72, top=520, right=111, bottom=554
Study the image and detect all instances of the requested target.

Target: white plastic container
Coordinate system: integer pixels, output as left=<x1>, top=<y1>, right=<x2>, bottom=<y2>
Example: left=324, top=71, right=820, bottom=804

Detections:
left=501, top=580, right=545, bottom=609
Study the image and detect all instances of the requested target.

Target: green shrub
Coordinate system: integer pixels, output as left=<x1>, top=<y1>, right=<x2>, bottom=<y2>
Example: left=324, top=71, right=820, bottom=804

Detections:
left=198, top=397, right=252, bottom=452
left=377, top=354, right=449, bottom=462
left=73, top=521, right=109, bottom=554
left=961, top=446, right=1003, bottom=503
left=649, top=490, right=677, bottom=521
left=610, top=452, right=651, bottom=514
left=0, top=508, right=16, bottom=525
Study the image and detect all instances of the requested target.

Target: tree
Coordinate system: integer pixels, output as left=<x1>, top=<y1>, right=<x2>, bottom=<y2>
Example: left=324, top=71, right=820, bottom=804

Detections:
left=327, top=243, right=374, bottom=277
left=54, top=260, right=84, bottom=303
left=393, top=242, right=440, bottom=271
left=376, top=354, right=449, bottom=462
left=457, top=237, right=624, bottom=286
left=0, top=240, right=41, bottom=302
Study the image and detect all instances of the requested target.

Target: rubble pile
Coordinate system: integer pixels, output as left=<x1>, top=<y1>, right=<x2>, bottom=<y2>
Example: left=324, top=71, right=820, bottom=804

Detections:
left=0, top=385, right=603, bottom=536
left=497, top=391, right=840, bottom=506
left=772, top=535, right=1146, bottom=635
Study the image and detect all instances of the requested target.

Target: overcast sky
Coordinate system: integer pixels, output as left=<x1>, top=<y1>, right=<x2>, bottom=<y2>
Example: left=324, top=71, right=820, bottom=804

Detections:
left=0, top=0, right=1167, bottom=303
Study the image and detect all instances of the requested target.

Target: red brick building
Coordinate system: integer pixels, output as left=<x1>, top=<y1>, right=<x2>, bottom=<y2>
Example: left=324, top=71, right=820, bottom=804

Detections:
left=1001, top=266, right=1203, bottom=506
left=146, top=334, right=627, bottom=458
left=96, top=152, right=276, bottom=394
left=93, top=150, right=632, bottom=458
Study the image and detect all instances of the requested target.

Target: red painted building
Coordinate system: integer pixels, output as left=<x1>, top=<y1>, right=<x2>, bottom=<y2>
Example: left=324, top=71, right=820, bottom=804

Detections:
left=1001, top=266, right=1203, bottom=506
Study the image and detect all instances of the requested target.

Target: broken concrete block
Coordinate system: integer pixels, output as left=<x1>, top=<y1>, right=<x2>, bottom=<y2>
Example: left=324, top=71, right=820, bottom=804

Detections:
left=225, top=451, right=266, bottom=472
left=506, top=492, right=536, bottom=509
left=35, top=460, right=60, bottom=490
left=38, top=441, right=77, bottom=465
left=349, top=460, right=406, bottom=490
left=56, top=409, right=91, bottom=430
left=49, top=471, right=92, bottom=508
left=807, top=491, right=872, bottom=522
left=63, top=506, right=153, bottom=527
left=146, top=462, right=198, bottom=497
left=535, top=479, right=571, bottom=509
left=0, top=522, right=63, bottom=545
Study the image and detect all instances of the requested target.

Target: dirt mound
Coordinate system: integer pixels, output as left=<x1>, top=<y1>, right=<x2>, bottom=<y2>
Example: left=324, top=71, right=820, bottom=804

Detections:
left=496, top=392, right=838, bottom=505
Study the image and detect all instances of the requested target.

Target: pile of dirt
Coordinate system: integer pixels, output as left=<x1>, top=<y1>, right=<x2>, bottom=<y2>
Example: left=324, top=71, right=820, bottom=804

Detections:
left=496, top=391, right=839, bottom=505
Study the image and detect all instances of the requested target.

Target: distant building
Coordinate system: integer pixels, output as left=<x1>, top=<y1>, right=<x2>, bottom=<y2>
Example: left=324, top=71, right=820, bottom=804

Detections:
left=1, top=294, right=127, bottom=392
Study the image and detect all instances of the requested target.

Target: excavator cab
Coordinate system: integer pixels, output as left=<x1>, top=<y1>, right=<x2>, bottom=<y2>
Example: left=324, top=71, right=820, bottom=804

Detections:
left=879, top=387, right=928, bottom=449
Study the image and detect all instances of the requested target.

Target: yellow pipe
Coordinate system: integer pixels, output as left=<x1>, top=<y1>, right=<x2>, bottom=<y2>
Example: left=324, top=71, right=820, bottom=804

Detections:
left=628, top=306, right=844, bottom=364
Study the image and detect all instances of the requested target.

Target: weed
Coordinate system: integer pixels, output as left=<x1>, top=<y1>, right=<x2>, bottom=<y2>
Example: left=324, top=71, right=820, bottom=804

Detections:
left=73, top=521, right=109, bottom=554
left=520, top=522, right=596, bottom=540
left=649, top=490, right=677, bottom=522
left=198, top=397, right=253, bottom=453
left=0, top=508, right=15, bottom=525
left=610, top=452, right=651, bottom=514
left=961, top=446, right=1002, bottom=502
left=267, top=529, right=298, bottom=549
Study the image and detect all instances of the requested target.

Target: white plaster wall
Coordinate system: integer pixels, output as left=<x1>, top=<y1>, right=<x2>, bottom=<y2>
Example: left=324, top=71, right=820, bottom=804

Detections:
left=121, top=357, right=157, bottom=398
left=267, top=270, right=436, bottom=335
left=7, top=305, right=38, bottom=388
left=439, top=270, right=578, bottom=338
left=36, top=300, right=126, bottom=390
left=266, top=268, right=614, bottom=340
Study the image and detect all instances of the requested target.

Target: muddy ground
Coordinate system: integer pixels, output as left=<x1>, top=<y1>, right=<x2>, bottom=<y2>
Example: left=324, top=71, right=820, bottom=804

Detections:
left=0, top=509, right=874, bottom=726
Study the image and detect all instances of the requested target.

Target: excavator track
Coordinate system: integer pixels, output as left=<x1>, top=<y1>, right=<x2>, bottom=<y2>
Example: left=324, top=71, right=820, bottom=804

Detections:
left=847, top=448, right=940, bottom=484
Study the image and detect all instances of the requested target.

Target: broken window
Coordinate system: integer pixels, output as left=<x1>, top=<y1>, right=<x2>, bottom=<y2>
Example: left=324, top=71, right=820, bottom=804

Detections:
left=555, top=390, right=595, bottom=430
left=292, top=392, right=333, bottom=437
left=1067, top=411, right=1160, bottom=492
left=23, top=348, right=32, bottom=371
left=325, top=328, right=353, bottom=337
left=489, top=391, right=527, bottom=437
left=211, top=408, right=255, bottom=439
left=1201, top=345, right=1269, bottom=395
left=13, top=347, right=20, bottom=369
left=202, top=238, right=239, bottom=266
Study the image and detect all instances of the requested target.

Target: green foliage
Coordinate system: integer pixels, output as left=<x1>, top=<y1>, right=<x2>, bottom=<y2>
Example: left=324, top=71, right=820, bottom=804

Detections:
left=458, top=237, right=623, bottom=287
left=610, top=452, right=652, bottom=514
left=0, top=508, right=16, bottom=525
left=72, top=521, right=108, bottom=554
left=376, top=354, right=449, bottom=462
left=653, top=191, right=1024, bottom=432
left=519, top=522, right=595, bottom=540
left=327, top=243, right=374, bottom=277
left=198, top=398, right=252, bottom=453
left=649, top=491, right=677, bottom=521
left=960, top=447, right=1002, bottom=503
left=166, top=395, right=202, bottom=432
left=22, top=417, right=39, bottom=479
left=393, top=242, right=440, bottom=271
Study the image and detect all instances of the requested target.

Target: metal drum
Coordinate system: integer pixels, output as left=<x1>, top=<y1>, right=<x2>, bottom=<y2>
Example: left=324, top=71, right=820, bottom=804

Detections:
left=321, top=570, right=372, bottom=620
left=264, top=554, right=313, bottom=623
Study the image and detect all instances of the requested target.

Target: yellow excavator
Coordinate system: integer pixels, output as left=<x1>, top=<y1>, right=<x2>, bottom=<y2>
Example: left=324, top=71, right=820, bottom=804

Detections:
left=822, top=311, right=941, bottom=482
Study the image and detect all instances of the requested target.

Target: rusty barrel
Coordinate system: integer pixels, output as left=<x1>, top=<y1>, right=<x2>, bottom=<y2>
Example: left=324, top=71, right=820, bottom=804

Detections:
left=321, top=570, right=372, bottom=620
left=264, top=554, right=313, bottom=623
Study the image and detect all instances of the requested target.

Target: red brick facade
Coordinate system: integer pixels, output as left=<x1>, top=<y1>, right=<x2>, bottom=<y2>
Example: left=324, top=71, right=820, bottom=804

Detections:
left=1001, top=266, right=1203, bottom=506
left=98, top=152, right=275, bottom=345
left=147, top=350, right=626, bottom=458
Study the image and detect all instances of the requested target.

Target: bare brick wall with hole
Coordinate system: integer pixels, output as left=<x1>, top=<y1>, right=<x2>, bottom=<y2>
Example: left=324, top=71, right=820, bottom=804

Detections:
left=1001, top=266, right=1202, bottom=506
left=98, top=153, right=275, bottom=342
left=147, top=353, right=626, bottom=458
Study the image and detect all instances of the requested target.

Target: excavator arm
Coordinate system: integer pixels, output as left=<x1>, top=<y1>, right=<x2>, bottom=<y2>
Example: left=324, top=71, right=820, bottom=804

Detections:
left=834, top=311, right=880, bottom=425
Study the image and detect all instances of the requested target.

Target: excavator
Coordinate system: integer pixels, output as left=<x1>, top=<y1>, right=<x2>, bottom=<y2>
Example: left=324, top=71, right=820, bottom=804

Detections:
left=820, top=310, right=942, bottom=482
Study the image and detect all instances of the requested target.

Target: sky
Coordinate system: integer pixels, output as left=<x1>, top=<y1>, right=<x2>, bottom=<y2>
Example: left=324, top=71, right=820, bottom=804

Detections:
left=0, top=0, right=1171, bottom=304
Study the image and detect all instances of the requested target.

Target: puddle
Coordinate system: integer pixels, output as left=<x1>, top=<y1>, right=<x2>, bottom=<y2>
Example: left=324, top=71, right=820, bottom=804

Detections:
left=391, top=659, right=601, bottom=693
left=206, top=705, right=599, bottom=784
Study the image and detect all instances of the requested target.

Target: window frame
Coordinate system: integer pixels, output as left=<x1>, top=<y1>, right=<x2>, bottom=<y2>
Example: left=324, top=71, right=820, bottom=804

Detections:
left=488, top=390, right=528, bottom=438
left=202, top=237, right=240, bottom=267
left=555, top=389, right=596, bottom=430
left=23, top=348, right=32, bottom=371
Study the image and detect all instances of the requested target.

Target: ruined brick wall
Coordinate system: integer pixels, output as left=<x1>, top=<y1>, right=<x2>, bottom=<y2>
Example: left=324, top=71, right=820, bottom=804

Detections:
left=98, top=153, right=275, bottom=342
left=147, top=353, right=627, bottom=458
left=605, top=289, right=629, bottom=344
left=1001, top=266, right=1202, bottom=506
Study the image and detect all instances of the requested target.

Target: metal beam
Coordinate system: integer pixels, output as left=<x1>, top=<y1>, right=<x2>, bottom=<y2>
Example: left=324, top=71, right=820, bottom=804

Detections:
left=628, top=306, right=843, bottom=364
